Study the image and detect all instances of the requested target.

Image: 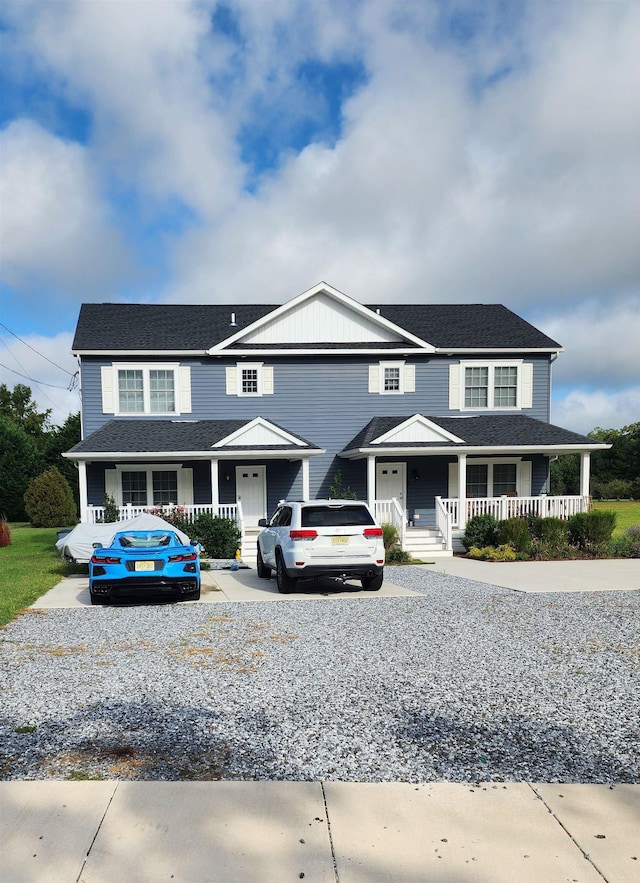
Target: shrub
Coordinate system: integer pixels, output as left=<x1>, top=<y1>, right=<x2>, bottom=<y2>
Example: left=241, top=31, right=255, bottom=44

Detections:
left=591, top=479, right=632, bottom=500
left=462, top=514, right=499, bottom=552
left=610, top=525, right=640, bottom=558
left=468, top=544, right=516, bottom=562
left=24, top=467, right=77, bottom=528
left=530, top=517, right=569, bottom=557
left=569, top=510, right=617, bottom=555
left=147, top=505, right=190, bottom=534
left=190, top=514, right=241, bottom=558
left=381, top=522, right=400, bottom=553
left=497, top=517, right=531, bottom=554
left=386, top=546, right=412, bottom=564
left=101, top=494, right=119, bottom=524
left=0, top=515, right=10, bottom=547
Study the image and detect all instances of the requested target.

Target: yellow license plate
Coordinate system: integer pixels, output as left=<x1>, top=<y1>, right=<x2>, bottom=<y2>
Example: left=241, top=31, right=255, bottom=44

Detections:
left=135, top=560, right=155, bottom=572
left=332, top=536, right=349, bottom=545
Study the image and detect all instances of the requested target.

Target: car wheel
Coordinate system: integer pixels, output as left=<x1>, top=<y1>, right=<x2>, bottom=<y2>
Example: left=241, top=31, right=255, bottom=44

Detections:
left=185, top=588, right=200, bottom=602
left=256, top=546, right=271, bottom=579
left=276, top=551, right=297, bottom=594
left=362, top=571, right=384, bottom=591
left=90, top=590, right=107, bottom=605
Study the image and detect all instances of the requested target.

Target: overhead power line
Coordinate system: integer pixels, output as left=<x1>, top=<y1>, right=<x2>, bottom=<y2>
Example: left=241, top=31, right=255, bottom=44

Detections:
left=0, top=362, right=73, bottom=390
left=0, top=322, right=76, bottom=376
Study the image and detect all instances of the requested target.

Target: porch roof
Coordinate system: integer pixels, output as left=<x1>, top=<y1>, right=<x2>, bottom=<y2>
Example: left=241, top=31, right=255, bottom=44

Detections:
left=340, top=414, right=610, bottom=458
left=64, top=419, right=323, bottom=460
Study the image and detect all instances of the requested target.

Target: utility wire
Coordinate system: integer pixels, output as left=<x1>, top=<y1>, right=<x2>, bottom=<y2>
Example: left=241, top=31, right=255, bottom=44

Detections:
left=0, top=361, right=71, bottom=389
left=0, top=322, right=75, bottom=376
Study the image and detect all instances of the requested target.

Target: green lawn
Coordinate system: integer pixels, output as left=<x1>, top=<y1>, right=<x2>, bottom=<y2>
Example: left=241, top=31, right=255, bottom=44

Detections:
left=592, top=500, right=640, bottom=536
left=0, top=525, right=85, bottom=627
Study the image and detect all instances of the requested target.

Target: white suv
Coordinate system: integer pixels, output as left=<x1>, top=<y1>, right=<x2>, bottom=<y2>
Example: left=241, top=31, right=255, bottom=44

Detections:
left=256, top=500, right=385, bottom=594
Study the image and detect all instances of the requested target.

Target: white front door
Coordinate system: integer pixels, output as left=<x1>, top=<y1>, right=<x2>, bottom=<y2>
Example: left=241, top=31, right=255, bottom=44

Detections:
left=376, top=462, right=406, bottom=510
left=236, top=466, right=266, bottom=527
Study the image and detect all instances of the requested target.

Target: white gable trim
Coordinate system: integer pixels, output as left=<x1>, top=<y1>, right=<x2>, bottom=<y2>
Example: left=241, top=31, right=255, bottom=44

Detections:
left=212, top=417, right=307, bottom=448
left=207, top=282, right=435, bottom=353
left=372, top=414, right=465, bottom=445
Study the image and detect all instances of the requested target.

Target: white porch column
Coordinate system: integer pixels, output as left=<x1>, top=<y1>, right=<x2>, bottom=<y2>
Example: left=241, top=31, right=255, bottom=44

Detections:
left=457, top=453, right=467, bottom=530
left=580, top=451, right=591, bottom=498
left=78, top=461, right=88, bottom=521
left=367, top=455, right=376, bottom=508
left=210, top=459, right=219, bottom=510
left=301, top=458, right=310, bottom=501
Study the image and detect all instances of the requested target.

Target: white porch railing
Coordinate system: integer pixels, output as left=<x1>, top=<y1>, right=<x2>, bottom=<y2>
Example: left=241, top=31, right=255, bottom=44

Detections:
left=439, top=495, right=589, bottom=527
left=375, top=497, right=406, bottom=548
left=85, top=503, right=240, bottom=525
left=435, top=496, right=452, bottom=552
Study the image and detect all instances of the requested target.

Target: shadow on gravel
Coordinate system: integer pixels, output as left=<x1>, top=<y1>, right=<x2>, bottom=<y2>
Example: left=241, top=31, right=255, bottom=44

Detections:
left=402, top=711, right=638, bottom=783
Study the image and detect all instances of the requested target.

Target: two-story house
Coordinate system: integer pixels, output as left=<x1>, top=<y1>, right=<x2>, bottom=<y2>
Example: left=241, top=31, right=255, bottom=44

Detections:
left=64, top=282, right=607, bottom=556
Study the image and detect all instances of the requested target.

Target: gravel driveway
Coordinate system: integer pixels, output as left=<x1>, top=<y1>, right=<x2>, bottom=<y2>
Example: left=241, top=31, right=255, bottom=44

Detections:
left=1, top=568, right=638, bottom=783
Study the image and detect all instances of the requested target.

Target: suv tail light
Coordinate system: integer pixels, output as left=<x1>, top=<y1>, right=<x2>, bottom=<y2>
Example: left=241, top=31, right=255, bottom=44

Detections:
left=289, top=529, right=318, bottom=540
left=363, top=527, right=383, bottom=538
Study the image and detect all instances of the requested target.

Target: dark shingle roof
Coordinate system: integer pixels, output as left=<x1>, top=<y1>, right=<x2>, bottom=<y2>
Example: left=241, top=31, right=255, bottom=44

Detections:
left=68, top=419, right=320, bottom=455
left=72, top=302, right=561, bottom=351
left=343, top=414, right=597, bottom=451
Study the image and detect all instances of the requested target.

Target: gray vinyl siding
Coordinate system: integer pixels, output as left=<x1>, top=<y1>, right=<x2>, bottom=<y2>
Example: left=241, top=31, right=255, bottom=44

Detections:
left=80, top=354, right=554, bottom=507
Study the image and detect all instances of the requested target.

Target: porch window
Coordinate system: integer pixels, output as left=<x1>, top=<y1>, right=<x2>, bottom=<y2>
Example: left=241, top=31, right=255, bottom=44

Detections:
left=466, top=465, right=488, bottom=498
left=152, top=470, right=178, bottom=506
left=122, top=470, right=148, bottom=505
left=493, top=463, right=517, bottom=496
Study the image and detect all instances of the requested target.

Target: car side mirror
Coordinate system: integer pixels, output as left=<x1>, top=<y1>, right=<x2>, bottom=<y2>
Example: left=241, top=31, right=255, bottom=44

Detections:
left=258, top=518, right=267, bottom=527
left=92, top=542, right=103, bottom=549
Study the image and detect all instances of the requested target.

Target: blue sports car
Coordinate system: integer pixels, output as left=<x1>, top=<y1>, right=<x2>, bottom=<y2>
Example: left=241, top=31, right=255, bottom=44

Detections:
left=89, top=530, right=201, bottom=605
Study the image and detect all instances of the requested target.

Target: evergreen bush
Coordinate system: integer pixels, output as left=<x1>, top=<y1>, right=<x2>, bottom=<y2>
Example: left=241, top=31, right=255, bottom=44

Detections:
left=568, top=510, right=616, bottom=554
left=190, top=514, right=241, bottom=558
left=462, top=514, right=499, bottom=551
left=24, top=467, right=77, bottom=528
left=530, top=517, right=569, bottom=557
left=101, top=494, right=119, bottom=523
left=468, top=544, right=516, bottom=561
left=497, top=517, right=531, bottom=553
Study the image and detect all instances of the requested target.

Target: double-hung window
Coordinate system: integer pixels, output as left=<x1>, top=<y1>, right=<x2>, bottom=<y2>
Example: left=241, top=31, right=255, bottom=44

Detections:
left=453, top=361, right=527, bottom=410
left=226, top=363, right=274, bottom=396
left=369, top=361, right=415, bottom=395
left=103, top=364, right=190, bottom=415
left=118, top=468, right=180, bottom=507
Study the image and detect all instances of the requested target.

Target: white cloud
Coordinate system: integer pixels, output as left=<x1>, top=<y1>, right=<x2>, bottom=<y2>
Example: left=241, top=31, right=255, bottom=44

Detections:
left=552, top=387, right=640, bottom=437
left=0, top=119, right=131, bottom=299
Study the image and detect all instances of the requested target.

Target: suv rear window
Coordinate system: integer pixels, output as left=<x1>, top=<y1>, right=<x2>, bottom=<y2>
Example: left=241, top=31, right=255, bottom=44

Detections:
left=301, top=505, right=375, bottom=527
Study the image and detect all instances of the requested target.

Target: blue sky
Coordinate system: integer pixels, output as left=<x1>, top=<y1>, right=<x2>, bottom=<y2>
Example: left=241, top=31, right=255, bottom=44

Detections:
left=0, top=0, right=638, bottom=432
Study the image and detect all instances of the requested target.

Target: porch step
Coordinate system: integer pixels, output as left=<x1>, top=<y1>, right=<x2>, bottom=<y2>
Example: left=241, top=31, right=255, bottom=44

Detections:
left=403, top=526, right=452, bottom=559
left=240, top=528, right=260, bottom=564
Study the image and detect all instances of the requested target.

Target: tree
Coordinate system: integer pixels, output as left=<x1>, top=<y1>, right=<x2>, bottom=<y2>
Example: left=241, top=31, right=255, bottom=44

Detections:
left=24, top=467, right=77, bottom=528
left=0, top=417, right=44, bottom=520
left=0, top=383, right=51, bottom=448
left=44, top=412, right=81, bottom=508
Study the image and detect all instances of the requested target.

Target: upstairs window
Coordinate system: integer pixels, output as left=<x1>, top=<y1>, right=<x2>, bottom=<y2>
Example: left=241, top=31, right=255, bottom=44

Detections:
left=369, top=361, right=415, bottom=395
left=450, top=361, right=531, bottom=410
left=102, top=364, right=190, bottom=415
left=226, top=363, right=274, bottom=397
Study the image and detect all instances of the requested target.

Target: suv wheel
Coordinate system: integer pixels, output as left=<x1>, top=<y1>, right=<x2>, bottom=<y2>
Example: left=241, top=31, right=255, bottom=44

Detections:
left=362, top=571, right=383, bottom=591
left=276, top=551, right=297, bottom=594
left=256, top=546, right=271, bottom=579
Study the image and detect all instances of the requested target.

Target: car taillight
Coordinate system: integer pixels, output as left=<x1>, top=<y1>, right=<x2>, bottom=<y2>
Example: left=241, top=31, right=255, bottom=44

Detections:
left=168, top=552, right=198, bottom=562
left=363, top=527, right=383, bottom=538
left=289, top=529, right=318, bottom=540
left=90, top=555, right=121, bottom=565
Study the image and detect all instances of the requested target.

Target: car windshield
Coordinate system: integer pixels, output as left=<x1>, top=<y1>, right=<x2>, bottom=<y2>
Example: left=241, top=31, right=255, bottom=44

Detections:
left=116, top=533, right=174, bottom=548
left=301, top=505, right=375, bottom=527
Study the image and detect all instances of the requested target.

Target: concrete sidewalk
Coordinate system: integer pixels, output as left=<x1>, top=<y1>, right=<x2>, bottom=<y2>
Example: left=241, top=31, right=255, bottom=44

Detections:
left=2, top=780, right=638, bottom=882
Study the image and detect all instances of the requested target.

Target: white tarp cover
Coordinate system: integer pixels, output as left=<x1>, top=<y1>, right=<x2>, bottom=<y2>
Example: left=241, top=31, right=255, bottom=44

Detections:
left=56, top=513, right=193, bottom=564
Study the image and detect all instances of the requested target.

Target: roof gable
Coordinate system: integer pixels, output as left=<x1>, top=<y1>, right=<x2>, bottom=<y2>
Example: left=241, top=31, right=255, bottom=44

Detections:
left=208, top=283, right=434, bottom=353
left=372, top=414, right=464, bottom=445
left=212, top=417, right=306, bottom=448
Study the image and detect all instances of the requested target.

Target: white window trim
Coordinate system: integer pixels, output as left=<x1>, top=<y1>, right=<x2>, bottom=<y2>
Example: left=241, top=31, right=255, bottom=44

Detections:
left=238, top=362, right=264, bottom=397
left=369, top=361, right=415, bottom=395
left=448, top=458, right=532, bottom=498
left=459, top=360, right=524, bottom=411
left=226, top=362, right=274, bottom=397
left=110, top=363, right=187, bottom=416
left=111, top=464, right=187, bottom=507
